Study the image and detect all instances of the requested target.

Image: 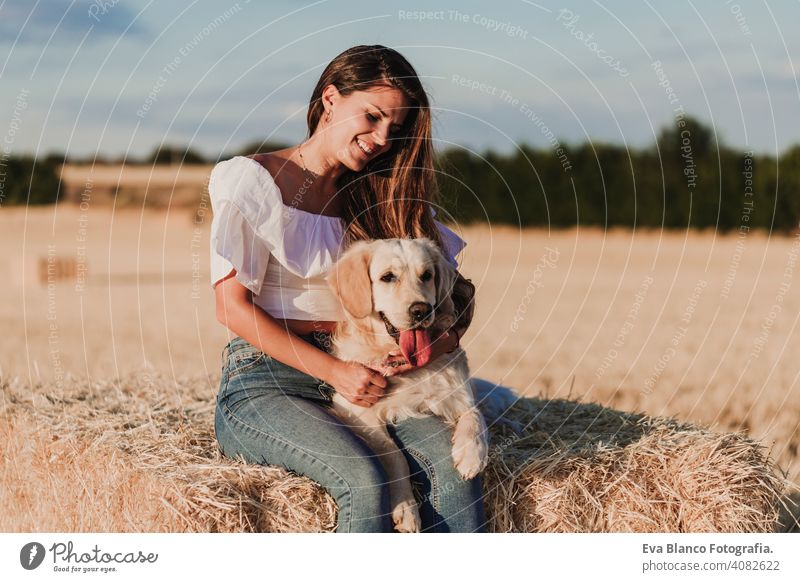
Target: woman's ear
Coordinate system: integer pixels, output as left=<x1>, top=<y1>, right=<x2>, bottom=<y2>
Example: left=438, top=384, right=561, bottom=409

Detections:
left=327, top=242, right=374, bottom=319
left=322, top=83, right=340, bottom=116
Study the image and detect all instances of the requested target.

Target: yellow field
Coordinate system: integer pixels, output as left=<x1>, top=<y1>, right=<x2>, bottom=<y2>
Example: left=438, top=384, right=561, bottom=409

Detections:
left=2, top=204, right=798, bottom=491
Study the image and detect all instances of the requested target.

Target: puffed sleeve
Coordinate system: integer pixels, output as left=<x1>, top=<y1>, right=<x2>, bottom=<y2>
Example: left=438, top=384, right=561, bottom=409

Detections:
left=431, top=206, right=467, bottom=267
left=208, top=159, right=271, bottom=293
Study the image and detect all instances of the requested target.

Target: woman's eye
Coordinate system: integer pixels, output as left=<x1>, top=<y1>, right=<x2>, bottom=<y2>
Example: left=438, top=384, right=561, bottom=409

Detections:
left=380, top=273, right=396, bottom=283
left=420, top=271, right=432, bottom=282
left=367, top=111, right=401, bottom=135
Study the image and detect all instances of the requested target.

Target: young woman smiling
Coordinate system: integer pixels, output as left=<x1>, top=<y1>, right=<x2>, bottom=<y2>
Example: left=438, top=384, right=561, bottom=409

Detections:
left=211, top=45, right=484, bottom=532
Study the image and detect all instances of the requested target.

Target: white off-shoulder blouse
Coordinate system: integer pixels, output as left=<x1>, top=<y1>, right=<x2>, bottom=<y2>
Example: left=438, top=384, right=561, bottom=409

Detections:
left=208, top=155, right=467, bottom=321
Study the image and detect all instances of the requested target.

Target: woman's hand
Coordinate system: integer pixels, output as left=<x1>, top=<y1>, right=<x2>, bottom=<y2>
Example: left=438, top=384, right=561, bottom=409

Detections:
left=372, top=329, right=459, bottom=377
left=323, top=359, right=388, bottom=407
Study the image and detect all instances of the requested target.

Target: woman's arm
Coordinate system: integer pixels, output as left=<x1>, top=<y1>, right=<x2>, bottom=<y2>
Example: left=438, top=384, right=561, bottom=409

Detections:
left=214, top=270, right=388, bottom=406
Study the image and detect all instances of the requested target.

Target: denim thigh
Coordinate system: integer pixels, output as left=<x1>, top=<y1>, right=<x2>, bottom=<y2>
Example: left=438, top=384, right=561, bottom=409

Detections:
left=217, top=334, right=336, bottom=409
left=388, top=416, right=488, bottom=533
left=214, top=335, right=393, bottom=532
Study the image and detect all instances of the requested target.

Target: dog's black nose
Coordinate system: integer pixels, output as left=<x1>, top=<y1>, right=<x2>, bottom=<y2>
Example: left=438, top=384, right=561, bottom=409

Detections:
left=409, top=302, right=432, bottom=322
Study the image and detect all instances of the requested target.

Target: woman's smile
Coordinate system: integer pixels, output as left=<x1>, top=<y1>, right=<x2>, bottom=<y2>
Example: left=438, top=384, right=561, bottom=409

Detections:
left=356, top=138, right=375, bottom=156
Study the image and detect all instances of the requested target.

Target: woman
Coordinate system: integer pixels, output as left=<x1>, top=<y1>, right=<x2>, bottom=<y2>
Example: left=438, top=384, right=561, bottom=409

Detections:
left=211, top=45, right=484, bottom=532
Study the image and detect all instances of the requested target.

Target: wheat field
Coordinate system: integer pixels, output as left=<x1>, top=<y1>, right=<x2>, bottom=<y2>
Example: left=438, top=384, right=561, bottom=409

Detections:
left=1, top=204, right=798, bottom=528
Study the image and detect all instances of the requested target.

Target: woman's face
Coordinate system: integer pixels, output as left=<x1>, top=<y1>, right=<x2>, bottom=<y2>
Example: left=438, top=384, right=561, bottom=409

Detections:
left=322, top=84, right=411, bottom=171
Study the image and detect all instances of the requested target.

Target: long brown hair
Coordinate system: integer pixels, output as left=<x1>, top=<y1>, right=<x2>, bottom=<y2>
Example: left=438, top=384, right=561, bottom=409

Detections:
left=306, top=45, right=443, bottom=250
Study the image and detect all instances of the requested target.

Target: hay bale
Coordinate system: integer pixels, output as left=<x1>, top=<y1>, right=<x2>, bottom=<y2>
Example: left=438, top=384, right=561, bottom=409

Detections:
left=481, top=397, right=787, bottom=532
left=0, top=370, right=788, bottom=532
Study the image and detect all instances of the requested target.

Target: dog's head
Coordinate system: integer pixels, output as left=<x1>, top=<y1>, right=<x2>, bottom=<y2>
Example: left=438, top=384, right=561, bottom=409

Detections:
left=326, top=238, right=458, bottom=366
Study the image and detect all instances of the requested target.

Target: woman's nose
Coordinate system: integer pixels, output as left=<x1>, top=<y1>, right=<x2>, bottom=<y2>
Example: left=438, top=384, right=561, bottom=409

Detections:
left=372, top=126, right=390, bottom=147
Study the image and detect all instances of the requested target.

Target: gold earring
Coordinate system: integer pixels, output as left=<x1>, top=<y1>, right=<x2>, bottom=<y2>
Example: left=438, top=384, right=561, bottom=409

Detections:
left=326, top=109, right=332, bottom=123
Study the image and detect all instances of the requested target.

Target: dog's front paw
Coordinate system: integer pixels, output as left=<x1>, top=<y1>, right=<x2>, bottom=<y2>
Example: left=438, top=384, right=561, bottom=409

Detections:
left=452, top=439, right=488, bottom=480
left=392, top=499, right=421, bottom=533
left=452, top=413, right=489, bottom=480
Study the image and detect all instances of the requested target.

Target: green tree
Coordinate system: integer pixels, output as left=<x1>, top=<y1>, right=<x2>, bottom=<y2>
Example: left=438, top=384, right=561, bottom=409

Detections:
left=145, top=145, right=207, bottom=164
left=1, top=157, right=62, bottom=205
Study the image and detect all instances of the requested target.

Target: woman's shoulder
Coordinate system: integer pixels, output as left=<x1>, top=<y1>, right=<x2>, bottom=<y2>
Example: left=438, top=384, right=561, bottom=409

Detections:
left=246, top=150, right=293, bottom=174
left=210, top=153, right=277, bottom=185
left=210, top=151, right=307, bottom=206
left=210, top=154, right=257, bottom=188
left=208, top=154, right=284, bottom=209
left=208, top=152, right=344, bottom=279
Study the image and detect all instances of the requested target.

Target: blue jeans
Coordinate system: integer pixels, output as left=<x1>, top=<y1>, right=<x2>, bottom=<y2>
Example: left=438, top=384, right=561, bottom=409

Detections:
left=214, top=333, right=487, bottom=533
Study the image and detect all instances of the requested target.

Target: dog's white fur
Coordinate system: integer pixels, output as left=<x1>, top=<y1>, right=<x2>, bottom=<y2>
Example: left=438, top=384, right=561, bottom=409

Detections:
left=326, top=238, right=489, bottom=533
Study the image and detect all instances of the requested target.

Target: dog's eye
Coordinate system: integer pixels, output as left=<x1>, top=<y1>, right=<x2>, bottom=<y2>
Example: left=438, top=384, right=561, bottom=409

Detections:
left=420, top=270, right=433, bottom=282
left=380, top=272, right=396, bottom=283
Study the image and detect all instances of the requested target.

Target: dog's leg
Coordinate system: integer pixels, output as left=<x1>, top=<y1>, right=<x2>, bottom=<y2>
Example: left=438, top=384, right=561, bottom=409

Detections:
left=358, top=425, right=422, bottom=532
left=435, top=375, right=490, bottom=480
left=331, top=400, right=422, bottom=532
left=372, top=429, right=422, bottom=533
left=451, top=406, right=489, bottom=479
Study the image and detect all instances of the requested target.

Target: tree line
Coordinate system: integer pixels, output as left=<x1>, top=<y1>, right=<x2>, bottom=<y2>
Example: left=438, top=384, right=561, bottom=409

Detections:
left=4, top=117, right=799, bottom=232
left=436, top=116, right=800, bottom=233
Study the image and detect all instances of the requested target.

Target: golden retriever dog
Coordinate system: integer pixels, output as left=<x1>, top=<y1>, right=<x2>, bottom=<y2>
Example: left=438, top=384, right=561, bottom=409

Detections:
left=326, top=238, right=489, bottom=532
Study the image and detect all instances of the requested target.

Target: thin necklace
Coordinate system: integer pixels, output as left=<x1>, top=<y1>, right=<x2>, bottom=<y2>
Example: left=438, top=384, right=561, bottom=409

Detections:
left=295, top=142, right=341, bottom=217
left=296, top=142, right=315, bottom=178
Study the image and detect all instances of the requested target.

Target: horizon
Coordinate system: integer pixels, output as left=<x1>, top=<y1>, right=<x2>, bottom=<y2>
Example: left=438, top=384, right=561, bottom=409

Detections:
left=19, top=112, right=800, bottom=164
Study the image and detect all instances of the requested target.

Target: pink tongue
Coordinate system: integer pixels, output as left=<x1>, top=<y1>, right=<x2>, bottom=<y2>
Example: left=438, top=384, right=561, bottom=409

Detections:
left=398, top=329, right=432, bottom=367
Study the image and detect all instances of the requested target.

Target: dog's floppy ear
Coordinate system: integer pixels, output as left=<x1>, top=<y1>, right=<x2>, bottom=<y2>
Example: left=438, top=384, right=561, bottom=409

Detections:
left=432, top=244, right=458, bottom=324
left=326, top=241, right=374, bottom=319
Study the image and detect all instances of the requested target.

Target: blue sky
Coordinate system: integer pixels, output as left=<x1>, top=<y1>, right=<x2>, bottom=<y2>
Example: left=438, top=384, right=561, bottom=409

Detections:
left=1, top=0, right=798, bottom=159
